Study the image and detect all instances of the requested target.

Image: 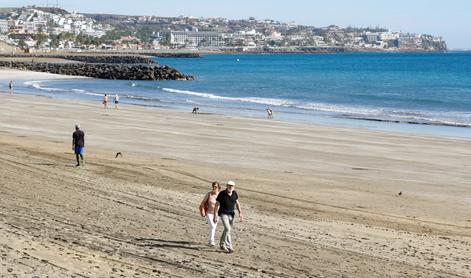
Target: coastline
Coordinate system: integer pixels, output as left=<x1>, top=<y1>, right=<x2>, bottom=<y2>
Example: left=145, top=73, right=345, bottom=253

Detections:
left=8, top=65, right=471, bottom=140
left=1, top=70, right=471, bottom=276
left=14, top=48, right=447, bottom=55
left=3, top=66, right=471, bottom=140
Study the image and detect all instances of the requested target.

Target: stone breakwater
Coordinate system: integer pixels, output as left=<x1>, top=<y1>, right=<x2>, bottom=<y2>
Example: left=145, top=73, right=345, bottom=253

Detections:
left=0, top=61, right=194, bottom=80
left=48, top=55, right=155, bottom=64
left=79, top=52, right=202, bottom=58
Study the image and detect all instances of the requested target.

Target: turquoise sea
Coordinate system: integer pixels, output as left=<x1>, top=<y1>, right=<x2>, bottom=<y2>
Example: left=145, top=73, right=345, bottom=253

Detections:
left=8, top=52, right=471, bottom=138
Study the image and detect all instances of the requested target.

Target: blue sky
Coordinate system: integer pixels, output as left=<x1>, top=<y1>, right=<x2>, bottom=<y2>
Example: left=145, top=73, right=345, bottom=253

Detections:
left=3, top=0, right=470, bottom=49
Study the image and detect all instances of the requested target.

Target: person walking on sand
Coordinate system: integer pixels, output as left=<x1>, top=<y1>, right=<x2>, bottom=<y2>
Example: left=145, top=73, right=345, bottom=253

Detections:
left=199, top=181, right=221, bottom=246
left=72, top=124, right=85, bottom=167
left=213, top=180, right=243, bottom=253
left=8, top=80, right=13, bottom=95
left=114, top=94, right=120, bottom=110
left=103, top=94, right=109, bottom=109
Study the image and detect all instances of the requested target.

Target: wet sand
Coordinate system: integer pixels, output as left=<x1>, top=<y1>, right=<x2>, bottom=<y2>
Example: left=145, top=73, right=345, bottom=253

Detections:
left=0, top=70, right=471, bottom=277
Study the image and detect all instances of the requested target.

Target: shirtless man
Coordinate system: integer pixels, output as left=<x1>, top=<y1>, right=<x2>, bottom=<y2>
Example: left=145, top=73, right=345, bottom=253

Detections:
left=103, top=94, right=109, bottom=109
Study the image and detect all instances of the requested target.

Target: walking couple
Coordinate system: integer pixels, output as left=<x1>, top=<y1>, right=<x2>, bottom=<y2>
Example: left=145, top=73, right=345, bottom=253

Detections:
left=199, top=180, right=243, bottom=253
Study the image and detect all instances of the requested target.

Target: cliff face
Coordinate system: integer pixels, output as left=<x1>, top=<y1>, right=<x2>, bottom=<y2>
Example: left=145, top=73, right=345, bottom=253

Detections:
left=422, top=38, right=447, bottom=52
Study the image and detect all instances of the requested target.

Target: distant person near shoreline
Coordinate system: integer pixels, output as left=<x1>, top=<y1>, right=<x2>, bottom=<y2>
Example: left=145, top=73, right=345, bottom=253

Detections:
left=266, top=107, right=273, bottom=119
left=8, top=80, right=13, bottom=95
left=213, top=180, right=243, bottom=253
left=114, top=94, right=120, bottom=110
left=103, top=94, right=109, bottom=109
left=192, top=107, right=199, bottom=114
left=72, top=124, right=85, bottom=167
left=200, top=181, right=221, bottom=246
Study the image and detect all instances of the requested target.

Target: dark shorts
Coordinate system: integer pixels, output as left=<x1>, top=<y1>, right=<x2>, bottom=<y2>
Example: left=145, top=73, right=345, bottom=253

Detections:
left=218, top=210, right=235, bottom=217
left=115, top=101, right=119, bottom=104
left=75, top=147, right=84, bottom=155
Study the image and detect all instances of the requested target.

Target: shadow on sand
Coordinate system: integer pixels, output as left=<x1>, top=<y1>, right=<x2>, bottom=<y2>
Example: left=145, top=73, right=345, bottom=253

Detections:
left=135, top=238, right=204, bottom=251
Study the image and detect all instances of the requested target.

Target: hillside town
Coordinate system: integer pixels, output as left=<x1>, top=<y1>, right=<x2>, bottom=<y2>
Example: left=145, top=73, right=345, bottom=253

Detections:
left=0, top=6, right=447, bottom=53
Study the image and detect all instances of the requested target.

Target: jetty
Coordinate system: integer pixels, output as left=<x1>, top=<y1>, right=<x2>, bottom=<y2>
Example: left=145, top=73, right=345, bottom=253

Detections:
left=0, top=53, right=194, bottom=80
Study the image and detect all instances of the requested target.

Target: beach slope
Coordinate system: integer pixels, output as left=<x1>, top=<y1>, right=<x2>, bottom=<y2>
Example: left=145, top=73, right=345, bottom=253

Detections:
left=0, top=74, right=471, bottom=276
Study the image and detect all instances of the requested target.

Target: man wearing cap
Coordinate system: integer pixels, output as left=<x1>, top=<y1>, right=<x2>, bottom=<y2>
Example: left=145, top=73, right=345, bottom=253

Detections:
left=213, top=180, right=243, bottom=253
left=72, top=124, right=85, bottom=167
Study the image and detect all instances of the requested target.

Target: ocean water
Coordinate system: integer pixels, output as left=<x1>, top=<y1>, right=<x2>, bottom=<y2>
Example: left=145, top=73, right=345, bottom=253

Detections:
left=7, top=52, right=471, bottom=138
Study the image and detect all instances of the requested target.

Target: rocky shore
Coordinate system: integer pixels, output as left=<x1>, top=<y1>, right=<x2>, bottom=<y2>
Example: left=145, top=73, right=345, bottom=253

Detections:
left=0, top=54, right=194, bottom=80
left=0, top=60, right=193, bottom=80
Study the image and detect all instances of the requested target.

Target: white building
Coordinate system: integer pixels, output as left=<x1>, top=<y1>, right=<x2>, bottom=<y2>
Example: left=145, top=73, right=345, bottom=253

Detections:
left=242, top=29, right=258, bottom=36
left=288, top=34, right=310, bottom=41
left=363, top=32, right=379, bottom=43
left=380, top=32, right=400, bottom=41
left=57, top=18, right=65, bottom=26
left=0, top=20, right=10, bottom=33
left=25, top=22, right=36, bottom=33
left=398, top=33, right=422, bottom=49
left=270, top=31, right=283, bottom=41
left=0, top=20, right=9, bottom=33
left=169, top=31, right=224, bottom=48
left=314, top=37, right=327, bottom=47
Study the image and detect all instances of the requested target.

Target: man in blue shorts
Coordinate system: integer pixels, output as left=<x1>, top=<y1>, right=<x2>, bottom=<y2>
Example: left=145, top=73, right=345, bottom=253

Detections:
left=72, top=124, right=85, bottom=167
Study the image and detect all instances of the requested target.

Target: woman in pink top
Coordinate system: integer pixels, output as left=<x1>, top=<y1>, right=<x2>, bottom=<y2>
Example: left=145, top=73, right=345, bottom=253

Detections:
left=200, top=181, right=221, bottom=246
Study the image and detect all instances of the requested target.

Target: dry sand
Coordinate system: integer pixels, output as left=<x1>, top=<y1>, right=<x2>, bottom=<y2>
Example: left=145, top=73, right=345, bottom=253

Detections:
left=0, top=70, right=471, bottom=277
left=0, top=68, right=89, bottom=80
left=0, top=57, right=80, bottom=64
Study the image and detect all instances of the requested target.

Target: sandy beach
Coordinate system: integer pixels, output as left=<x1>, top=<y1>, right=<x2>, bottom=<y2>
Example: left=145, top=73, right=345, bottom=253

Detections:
left=1, top=69, right=471, bottom=277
